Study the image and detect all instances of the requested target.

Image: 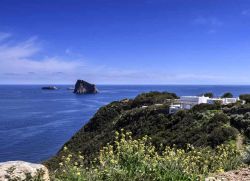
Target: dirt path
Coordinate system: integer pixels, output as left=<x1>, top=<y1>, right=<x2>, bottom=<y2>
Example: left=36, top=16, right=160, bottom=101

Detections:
left=236, top=134, right=243, bottom=150
left=210, top=167, right=250, bottom=181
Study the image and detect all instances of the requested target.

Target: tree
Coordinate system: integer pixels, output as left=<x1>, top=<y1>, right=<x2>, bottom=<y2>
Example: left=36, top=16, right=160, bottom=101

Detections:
left=208, top=127, right=238, bottom=148
left=203, top=92, right=214, bottom=98
left=191, top=103, right=219, bottom=112
left=240, top=94, right=250, bottom=103
left=222, top=92, right=233, bottom=98
left=211, top=113, right=229, bottom=124
left=132, top=92, right=178, bottom=107
left=206, top=113, right=229, bottom=133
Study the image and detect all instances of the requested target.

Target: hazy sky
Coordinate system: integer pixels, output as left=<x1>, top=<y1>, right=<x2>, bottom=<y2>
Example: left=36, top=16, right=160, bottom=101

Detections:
left=1, top=0, right=250, bottom=84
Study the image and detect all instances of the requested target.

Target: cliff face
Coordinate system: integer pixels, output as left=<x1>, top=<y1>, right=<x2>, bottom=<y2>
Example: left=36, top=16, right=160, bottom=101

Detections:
left=73, top=80, right=98, bottom=94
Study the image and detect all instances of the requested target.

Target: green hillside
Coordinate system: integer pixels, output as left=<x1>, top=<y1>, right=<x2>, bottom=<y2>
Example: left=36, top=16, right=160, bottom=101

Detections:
left=46, top=92, right=250, bottom=171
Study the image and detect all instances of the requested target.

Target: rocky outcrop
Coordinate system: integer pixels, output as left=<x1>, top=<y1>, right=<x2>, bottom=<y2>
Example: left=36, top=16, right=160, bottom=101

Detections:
left=0, top=161, right=50, bottom=181
left=41, top=86, right=58, bottom=90
left=73, top=80, right=98, bottom=94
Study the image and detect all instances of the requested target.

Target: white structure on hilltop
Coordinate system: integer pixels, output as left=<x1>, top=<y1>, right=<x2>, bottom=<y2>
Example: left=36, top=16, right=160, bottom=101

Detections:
left=207, top=97, right=239, bottom=105
left=169, top=104, right=182, bottom=114
left=169, top=95, right=240, bottom=114
left=180, top=96, right=209, bottom=109
left=222, top=98, right=239, bottom=104
left=207, top=98, right=223, bottom=105
left=169, top=96, right=209, bottom=114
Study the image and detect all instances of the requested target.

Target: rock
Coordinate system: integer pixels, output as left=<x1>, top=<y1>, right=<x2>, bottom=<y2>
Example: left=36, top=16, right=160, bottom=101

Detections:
left=0, top=161, right=50, bottom=181
left=41, top=86, right=58, bottom=90
left=209, top=167, right=250, bottom=181
left=73, top=80, right=98, bottom=94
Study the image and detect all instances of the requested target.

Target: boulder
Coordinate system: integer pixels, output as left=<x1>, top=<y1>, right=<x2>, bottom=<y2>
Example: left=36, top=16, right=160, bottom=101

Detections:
left=73, top=80, right=98, bottom=94
left=0, top=161, right=50, bottom=181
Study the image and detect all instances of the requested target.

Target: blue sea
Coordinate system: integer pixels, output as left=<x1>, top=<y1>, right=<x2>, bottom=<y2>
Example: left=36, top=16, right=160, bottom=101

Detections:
left=1, top=85, right=250, bottom=163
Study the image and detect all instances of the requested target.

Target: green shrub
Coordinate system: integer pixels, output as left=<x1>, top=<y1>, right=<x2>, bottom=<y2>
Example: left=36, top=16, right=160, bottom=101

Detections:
left=242, top=145, right=250, bottom=164
left=208, top=127, right=238, bottom=147
left=240, top=94, right=250, bottom=103
left=203, top=92, right=214, bottom=98
left=222, top=92, right=233, bottom=98
left=191, top=103, right=220, bottom=112
left=54, top=131, right=243, bottom=181
left=131, top=91, right=178, bottom=107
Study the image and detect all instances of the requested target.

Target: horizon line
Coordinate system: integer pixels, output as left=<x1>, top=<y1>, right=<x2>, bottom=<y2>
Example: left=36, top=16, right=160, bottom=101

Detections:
left=2, top=83, right=250, bottom=86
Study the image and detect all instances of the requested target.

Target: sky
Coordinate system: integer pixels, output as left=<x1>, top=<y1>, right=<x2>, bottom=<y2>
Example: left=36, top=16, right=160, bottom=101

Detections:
left=1, top=0, right=250, bottom=85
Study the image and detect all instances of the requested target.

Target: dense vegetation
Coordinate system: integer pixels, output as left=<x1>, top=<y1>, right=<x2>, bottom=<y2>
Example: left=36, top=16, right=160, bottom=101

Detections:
left=52, top=131, right=242, bottom=181
left=240, top=94, right=250, bottom=103
left=203, top=92, right=214, bottom=98
left=46, top=91, right=250, bottom=174
left=131, top=91, right=178, bottom=107
left=221, top=92, right=233, bottom=98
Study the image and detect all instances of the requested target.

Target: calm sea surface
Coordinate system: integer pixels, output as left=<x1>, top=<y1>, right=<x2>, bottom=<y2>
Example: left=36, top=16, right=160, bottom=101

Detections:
left=1, top=85, right=250, bottom=163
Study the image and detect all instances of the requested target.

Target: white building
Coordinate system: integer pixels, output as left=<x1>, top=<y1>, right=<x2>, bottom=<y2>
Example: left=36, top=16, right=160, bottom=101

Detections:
left=169, top=104, right=181, bottom=114
left=180, top=96, right=209, bottom=109
left=207, top=98, right=223, bottom=105
left=222, top=98, right=239, bottom=105
left=169, top=95, right=240, bottom=114
left=207, top=97, right=239, bottom=105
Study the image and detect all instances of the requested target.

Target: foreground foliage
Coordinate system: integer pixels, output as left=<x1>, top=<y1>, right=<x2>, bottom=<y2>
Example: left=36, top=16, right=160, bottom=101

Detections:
left=53, top=131, right=242, bottom=181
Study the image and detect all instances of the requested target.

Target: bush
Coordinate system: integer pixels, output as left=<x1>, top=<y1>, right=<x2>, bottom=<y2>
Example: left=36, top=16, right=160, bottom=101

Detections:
left=227, top=104, right=250, bottom=114
left=222, top=92, right=233, bottom=98
left=240, top=94, right=250, bottom=103
left=54, top=131, right=243, bottom=181
left=206, top=113, right=229, bottom=133
left=131, top=91, right=178, bottom=107
left=211, top=113, right=229, bottom=124
left=191, top=103, right=220, bottom=112
left=203, top=92, right=214, bottom=98
left=208, top=127, right=238, bottom=147
left=242, top=146, right=250, bottom=164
